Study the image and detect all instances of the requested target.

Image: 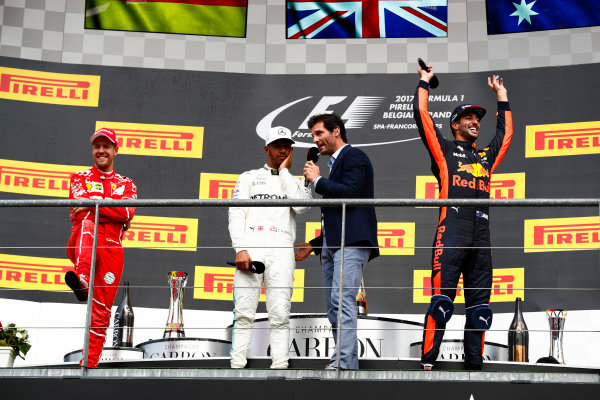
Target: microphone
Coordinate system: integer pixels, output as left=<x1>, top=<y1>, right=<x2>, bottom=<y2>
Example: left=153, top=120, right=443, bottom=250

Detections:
left=305, top=147, right=320, bottom=187
left=418, top=58, right=439, bottom=89
left=227, top=261, right=265, bottom=274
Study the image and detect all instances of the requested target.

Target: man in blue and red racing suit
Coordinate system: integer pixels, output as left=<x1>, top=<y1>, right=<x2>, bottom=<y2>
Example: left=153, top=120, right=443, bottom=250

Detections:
left=65, top=128, right=137, bottom=368
left=413, top=66, right=513, bottom=370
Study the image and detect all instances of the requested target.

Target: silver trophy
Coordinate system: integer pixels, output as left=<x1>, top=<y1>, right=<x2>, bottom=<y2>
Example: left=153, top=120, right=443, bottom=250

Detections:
left=546, top=309, right=567, bottom=364
left=164, top=271, right=188, bottom=338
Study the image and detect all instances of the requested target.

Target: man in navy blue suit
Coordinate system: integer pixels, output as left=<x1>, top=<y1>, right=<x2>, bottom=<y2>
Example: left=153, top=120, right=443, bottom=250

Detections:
left=302, top=113, right=379, bottom=370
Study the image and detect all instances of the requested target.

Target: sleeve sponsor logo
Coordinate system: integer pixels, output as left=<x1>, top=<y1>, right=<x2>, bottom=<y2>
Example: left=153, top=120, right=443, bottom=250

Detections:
left=526, top=121, right=600, bottom=158
left=193, top=266, right=305, bottom=302
left=524, top=216, right=600, bottom=253
left=305, top=222, right=415, bottom=255
left=0, top=253, right=71, bottom=291
left=415, top=172, right=525, bottom=205
left=0, top=67, right=100, bottom=107
left=0, top=159, right=86, bottom=197
left=199, top=173, right=239, bottom=199
left=413, top=267, right=524, bottom=303
left=95, top=121, right=204, bottom=158
left=122, top=215, right=198, bottom=251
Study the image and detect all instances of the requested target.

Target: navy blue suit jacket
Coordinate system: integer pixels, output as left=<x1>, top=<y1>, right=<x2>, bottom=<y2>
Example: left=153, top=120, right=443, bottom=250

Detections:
left=312, top=145, right=379, bottom=261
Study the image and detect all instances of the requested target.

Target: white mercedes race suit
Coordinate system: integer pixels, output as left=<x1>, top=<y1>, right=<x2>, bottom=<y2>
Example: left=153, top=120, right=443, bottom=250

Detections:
left=228, top=165, right=311, bottom=369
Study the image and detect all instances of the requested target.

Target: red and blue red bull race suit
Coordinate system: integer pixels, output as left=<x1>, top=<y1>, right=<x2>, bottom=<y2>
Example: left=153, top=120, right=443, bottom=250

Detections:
left=66, top=165, right=137, bottom=367
left=413, top=80, right=513, bottom=369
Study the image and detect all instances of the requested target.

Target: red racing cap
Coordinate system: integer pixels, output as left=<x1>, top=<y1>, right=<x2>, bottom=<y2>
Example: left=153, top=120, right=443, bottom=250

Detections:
left=449, top=104, right=486, bottom=124
left=90, top=128, right=117, bottom=145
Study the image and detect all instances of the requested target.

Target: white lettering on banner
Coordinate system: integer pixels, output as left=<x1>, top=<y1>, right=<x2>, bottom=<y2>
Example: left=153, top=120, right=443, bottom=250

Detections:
left=256, top=92, right=464, bottom=147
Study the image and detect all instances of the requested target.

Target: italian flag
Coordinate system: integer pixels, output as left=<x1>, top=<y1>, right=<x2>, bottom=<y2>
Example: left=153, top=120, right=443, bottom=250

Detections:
left=85, top=0, right=247, bottom=37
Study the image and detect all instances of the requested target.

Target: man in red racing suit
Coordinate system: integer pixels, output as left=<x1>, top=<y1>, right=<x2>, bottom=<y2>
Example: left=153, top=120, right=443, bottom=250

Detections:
left=413, top=66, right=512, bottom=370
left=65, top=128, right=137, bottom=368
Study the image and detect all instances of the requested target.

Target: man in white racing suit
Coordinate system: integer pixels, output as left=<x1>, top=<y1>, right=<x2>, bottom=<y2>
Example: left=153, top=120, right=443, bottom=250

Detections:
left=228, top=126, right=311, bottom=369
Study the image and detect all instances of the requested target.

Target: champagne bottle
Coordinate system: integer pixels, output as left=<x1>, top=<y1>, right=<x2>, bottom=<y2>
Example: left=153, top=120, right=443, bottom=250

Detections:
left=508, top=297, right=528, bottom=362
left=113, top=281, right=134, bottom=347
left=357, top=278, right=368, bottom=316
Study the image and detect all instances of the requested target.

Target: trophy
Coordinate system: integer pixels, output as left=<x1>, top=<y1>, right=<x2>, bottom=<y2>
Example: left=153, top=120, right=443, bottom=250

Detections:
left=164, top=271, right=188, bottom=338
left=546, top=309, right=567, bottom=364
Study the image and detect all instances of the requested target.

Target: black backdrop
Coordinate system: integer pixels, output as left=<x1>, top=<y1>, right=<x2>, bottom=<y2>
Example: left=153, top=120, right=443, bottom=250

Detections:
left=1, top=56, right=599, bottom=315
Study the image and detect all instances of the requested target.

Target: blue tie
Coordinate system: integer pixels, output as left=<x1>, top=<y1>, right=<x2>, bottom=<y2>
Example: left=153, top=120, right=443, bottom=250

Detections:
left=328, top=156, right=335, bottom=170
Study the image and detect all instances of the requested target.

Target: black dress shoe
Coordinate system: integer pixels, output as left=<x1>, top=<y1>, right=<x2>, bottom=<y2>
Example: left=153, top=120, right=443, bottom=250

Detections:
left=65, top=271, right=88, bottom=301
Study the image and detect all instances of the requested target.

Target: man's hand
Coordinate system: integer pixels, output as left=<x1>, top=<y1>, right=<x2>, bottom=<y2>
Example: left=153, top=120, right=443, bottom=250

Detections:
left=418, top=65, right=435, bottom=83
left=488, top=74, right=508, bottom=102
left=294, top=242, right=313, bottom=262
left=71, top=197, right=91, bottom=215
left=124, top=220, right=131, bottom=231
left=235, top=250, right=252, bottom=271
left=303, top=161, right=320, bottom=183
left=279, top=148, right=293, bottom=171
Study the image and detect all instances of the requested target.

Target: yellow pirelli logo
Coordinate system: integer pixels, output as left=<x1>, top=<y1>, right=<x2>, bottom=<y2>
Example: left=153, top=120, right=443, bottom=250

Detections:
left=0, top=253, right=71, bottom=292
left=413, top=267, right=524, bottom=303
left=0, top=159, right=86, bottom=197
left=122, top=215, right=198, bottom=251
left=95, top=121, right=204, bottom=158
left=524, top=216, right=600, bottom=253
left=305, top=222, right=415, bottom=255
left=526, top=121, right=600, bottom=158
left=0, top=66, right=100, bottom=107
left=193, top=266, right=305, bottom=302
left=415, top=172, right=525, bottom=203
left=377, top=222, right=415, bottom=255
left=199, top=172, right=239, bottom=199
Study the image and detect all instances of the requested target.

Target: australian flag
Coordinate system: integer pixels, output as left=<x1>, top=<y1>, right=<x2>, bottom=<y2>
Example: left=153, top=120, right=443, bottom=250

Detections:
left=487, top=0, right=600, bottom=35
left=286, top=0, right=447, bottom=39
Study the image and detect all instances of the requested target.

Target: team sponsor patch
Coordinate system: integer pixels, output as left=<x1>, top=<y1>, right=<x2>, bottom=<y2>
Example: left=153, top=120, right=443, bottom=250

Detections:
left=104, top=272, right=116, bottom=284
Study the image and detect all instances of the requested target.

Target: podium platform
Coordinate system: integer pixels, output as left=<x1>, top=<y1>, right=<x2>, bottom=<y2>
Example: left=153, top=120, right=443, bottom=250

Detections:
left=1, top=358, right=598, bottom=399
left=5, top=313, right=598, bottom=398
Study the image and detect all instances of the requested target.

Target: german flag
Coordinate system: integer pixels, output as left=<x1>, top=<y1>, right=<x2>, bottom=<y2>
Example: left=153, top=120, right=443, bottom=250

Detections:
left=85, top=0, right=247, bottom=37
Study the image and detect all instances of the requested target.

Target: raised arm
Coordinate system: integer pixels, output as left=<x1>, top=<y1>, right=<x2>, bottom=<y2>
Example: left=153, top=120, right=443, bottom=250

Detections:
left=413, top=66, right=447, bottom=164
left=486, top=75, right=513, bottom=173
left=488, top=74, right=508, bottom=102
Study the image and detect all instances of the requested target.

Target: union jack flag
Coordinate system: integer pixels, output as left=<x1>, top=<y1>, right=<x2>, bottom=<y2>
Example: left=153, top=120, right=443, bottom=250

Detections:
left=286, top=0, right=447, bottom=39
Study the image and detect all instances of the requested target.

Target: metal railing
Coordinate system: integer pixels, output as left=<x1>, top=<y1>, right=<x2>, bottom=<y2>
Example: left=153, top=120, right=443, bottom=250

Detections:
left=1, top=198, right=599, bottom=376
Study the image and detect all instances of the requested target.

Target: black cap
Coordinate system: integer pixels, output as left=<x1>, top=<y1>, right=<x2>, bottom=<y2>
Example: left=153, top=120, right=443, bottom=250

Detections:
left=449, top=104, right=486, bottom=124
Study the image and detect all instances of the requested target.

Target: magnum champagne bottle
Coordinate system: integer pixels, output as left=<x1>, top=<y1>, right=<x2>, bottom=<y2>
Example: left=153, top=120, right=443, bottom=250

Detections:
left=113, top=281, right=134, bottom=347
left=357, top=278, right=368, bottom=316
left=508, top=297, right=528, bottom=362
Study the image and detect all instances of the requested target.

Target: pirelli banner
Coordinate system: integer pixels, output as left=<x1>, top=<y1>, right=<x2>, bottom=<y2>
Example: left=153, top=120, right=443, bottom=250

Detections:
left=0, top=56, right=599, bottom=314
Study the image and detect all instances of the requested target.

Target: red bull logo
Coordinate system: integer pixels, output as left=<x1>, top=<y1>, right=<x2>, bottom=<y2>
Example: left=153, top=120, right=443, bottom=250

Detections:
left=452, top=162, right=490, bottom=192
left=456, top=162, right=489, bottom=177
left=416, top=173, right=525, bottom=202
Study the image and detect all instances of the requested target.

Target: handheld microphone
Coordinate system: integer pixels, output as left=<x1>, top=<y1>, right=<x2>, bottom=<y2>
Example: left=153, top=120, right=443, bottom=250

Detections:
left=418, top=58, right=439, bottom=89
left=227, top=261, right=265, bottom=274
left=305, top=147, right=320, bottom=187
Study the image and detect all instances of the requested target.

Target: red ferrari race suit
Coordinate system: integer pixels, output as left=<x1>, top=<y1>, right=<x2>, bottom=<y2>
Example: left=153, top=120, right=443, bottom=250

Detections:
left=413, top=80, right=513, bottom=369
left=66, top=165, right=137, bottom=367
